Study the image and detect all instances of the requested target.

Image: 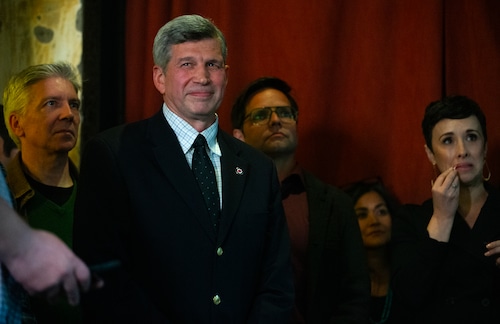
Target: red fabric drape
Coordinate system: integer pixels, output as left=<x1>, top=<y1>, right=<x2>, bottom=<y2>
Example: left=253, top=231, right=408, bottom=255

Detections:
left=125, top=0, right=500, bottom=205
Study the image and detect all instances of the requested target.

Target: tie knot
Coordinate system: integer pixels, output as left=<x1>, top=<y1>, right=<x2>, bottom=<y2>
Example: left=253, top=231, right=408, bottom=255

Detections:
left=193, top=134, right=207, bottom=148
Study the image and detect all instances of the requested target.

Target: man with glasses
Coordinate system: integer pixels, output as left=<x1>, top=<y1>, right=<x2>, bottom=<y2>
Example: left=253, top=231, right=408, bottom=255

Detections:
left=231, top=77, right=370, bottom=323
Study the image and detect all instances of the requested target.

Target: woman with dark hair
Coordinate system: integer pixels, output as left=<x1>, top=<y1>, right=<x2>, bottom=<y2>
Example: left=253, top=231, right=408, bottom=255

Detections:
left=391, top=96, right=500, bottom=323
left=343, top=178, right=400, bottom=324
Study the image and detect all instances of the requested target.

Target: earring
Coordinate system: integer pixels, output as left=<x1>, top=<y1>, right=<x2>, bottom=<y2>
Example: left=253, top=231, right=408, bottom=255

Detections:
left=483, top=160, right=491, bottom=181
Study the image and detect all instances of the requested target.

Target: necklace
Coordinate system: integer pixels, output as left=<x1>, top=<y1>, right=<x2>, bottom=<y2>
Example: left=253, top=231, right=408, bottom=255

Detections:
left=369, top=288, right=392, bottom=324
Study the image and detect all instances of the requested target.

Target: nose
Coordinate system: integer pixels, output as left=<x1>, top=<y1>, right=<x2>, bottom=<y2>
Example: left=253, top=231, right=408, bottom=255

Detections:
left=367, top=212, right=380, bottom=224
left=268, top=110, right=282, bottom=125
left=194, top=66, right=211, bottom=85
left=60, top=102, right=75, bottom=122
left=457, top=139, right=469, bottom=158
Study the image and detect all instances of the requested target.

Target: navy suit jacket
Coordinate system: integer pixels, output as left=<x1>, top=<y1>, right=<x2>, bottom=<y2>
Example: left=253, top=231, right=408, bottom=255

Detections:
left=74, top=111, right=294, bottom=323
left=303, top=172, right=370, bottom=323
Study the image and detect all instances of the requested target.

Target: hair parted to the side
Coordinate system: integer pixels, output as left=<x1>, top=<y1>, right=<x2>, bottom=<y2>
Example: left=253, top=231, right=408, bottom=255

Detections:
left=152, top=14, right=227, bottom=71
left=2, top=62, right=81, bottom=148
left=422, top=95, right=487, bottom=152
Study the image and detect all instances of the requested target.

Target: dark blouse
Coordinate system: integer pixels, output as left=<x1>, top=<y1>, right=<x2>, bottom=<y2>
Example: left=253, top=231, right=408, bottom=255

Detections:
left=370, top=293, right=393, bottom=324
left=391, top=183, right=500, bottom=324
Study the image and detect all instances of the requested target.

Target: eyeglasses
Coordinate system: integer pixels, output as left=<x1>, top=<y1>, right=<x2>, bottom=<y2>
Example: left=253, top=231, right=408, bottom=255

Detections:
left=244, top=106, right=297, bottom=126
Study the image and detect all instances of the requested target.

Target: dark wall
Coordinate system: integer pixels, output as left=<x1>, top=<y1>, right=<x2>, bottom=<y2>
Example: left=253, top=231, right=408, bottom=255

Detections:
left=81, top=0, right=126, bottom=147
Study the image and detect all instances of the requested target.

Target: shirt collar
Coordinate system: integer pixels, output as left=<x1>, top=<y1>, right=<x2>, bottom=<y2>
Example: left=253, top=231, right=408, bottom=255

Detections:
left=162, top=104, right=221, bottom=156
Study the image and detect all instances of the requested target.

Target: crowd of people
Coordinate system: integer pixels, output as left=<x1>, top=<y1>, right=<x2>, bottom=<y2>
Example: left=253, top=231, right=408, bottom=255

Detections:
left=0, top=13, right=499, bottom=324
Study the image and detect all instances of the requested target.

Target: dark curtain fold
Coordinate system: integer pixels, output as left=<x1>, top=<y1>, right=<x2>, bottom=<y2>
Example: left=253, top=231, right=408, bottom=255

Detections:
left=124, top=0, right=500, bottom=204
left=82, top=0, right=126, bottom=146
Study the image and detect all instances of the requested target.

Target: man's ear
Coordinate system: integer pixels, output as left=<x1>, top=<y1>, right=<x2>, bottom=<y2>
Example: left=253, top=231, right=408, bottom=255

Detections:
left=9, top=114, right=24, bottom=138
left=232, top=129, right=245, bottom=142
left=424, top=144, right=436, bottom=165
left=152, top=66, right=166, bottom=94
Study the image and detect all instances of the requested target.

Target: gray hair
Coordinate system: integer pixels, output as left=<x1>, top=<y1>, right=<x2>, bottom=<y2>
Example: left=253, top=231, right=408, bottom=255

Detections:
left=2, top=62, right=81, bottom=147
left=152, top=14, right=227, bottom=70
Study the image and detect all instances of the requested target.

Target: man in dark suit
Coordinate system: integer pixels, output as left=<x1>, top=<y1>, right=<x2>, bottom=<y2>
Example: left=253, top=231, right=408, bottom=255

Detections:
left=231, top=77, right=370, bottom=323
left=73, top=15, right=294, bottom=323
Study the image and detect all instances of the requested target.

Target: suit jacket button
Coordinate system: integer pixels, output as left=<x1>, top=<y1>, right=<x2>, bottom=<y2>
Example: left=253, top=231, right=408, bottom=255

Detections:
left=216, top=247, right=223, bottom=256
left=213, top=294, right=221, bottom=305
left=481, top=298, right=491, bottom=307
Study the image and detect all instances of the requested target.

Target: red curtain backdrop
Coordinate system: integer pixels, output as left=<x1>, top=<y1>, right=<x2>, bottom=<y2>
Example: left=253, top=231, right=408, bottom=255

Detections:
left=124, top=0, right=500, bottom=205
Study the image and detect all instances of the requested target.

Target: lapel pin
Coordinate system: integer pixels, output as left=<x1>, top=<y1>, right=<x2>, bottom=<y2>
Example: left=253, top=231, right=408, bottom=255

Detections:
left=235, top=167, right=244, bottom=175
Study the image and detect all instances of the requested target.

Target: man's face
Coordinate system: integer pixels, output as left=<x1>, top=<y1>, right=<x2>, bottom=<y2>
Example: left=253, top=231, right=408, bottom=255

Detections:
left=11, top=77, right=80, bottom=155
left=154, top=38, right=228, bottom=129
left=236, top=88, right=298, bottom=158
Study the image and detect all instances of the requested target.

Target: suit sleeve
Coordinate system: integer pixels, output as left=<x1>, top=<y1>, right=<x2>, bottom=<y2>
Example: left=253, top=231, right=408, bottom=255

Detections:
left=73, top=134, right=170, bottom=323
left=247, top=165, right=295, bottom=323
left=390, top=204, right=448, bottom=311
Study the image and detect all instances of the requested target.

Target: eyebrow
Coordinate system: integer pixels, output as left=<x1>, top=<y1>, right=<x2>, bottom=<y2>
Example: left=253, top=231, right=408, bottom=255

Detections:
left=439, top=129, right=480, bottom=138
left=355, top=203, right=387, bottom=211
left=42, top=95, right=79, bottom=100
left=40, top=96, right=81, bottom=105
left=176, top=56, right=223, bottom=63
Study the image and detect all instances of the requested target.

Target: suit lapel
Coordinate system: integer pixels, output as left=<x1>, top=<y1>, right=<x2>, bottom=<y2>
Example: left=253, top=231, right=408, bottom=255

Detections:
left=303, top=172, right=332, bottom=299
left=305, top=172, right=331, bottom=246
left=462, top=186, right=500, bottom=265
left=147, top=112, right=216, bottom=242
left=217, top=132, right=249, bottom=243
